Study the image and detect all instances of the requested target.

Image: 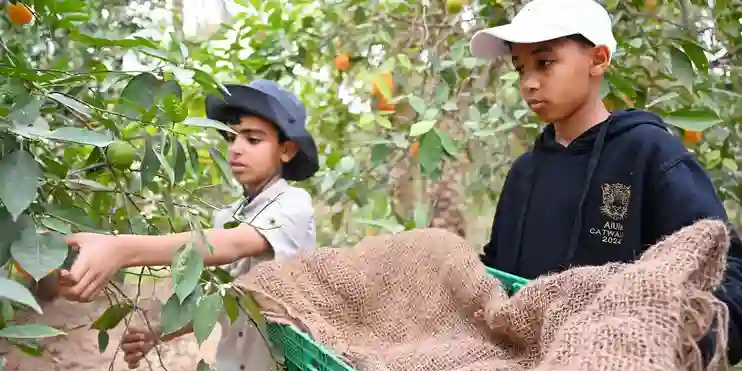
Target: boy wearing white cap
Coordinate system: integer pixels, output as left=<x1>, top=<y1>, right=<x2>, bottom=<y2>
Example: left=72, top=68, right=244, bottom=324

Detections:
left=472, top=0, right=742, bottom=365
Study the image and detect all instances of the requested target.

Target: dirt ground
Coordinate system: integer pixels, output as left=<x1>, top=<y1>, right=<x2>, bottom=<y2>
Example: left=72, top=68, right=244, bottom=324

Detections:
left=2, top=279, right=220, bottom=371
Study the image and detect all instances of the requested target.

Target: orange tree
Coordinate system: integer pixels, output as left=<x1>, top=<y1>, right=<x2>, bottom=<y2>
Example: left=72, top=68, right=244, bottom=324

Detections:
left=0, top=0, right=740, bottom=369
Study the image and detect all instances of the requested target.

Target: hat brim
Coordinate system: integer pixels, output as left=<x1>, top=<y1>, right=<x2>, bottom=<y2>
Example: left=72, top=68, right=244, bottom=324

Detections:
left=205, top=84, right=320, bottom=181
left=470, top=23, right=574, bottom=59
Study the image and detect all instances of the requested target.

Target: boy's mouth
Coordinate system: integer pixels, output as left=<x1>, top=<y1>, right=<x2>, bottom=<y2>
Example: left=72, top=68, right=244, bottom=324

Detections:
left=526, top=99, right=546, bottom=110
left=229, top=161, right=248, bottom=171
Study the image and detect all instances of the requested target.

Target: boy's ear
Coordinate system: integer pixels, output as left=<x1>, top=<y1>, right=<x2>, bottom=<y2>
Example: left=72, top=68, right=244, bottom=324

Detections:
left=280, top=141, right=298, bottom=163
left=589, top=45, right=611, bottom=76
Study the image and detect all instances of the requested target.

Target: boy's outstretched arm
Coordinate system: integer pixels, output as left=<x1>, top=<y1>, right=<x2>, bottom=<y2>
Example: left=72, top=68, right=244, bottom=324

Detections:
left=59, top=224, right=269, bottom=302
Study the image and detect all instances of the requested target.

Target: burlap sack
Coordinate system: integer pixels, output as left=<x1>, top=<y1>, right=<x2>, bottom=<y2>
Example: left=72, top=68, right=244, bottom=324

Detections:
left=238, top=219, right=731, bottom=371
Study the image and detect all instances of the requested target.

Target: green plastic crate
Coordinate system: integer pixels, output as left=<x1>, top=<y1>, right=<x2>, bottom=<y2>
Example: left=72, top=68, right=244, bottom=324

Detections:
left=266, top=268, right=528, bottom=371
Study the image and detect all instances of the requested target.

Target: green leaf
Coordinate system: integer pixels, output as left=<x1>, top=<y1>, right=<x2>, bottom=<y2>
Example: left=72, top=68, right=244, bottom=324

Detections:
left=160, top=287, right=201, bottom=336
left=155, top=149, right=175, bottom=185
left=396, top=54, right=412, bottom=70
left=97, top=331, right=109, bottom=353
left=8, top=97, right=45, bottom=127
left=240, top=293, right=265, bottom=325
left=172, top=242, right=204, bottom=304
left=418, top=130, right=443, bottom=177
left=722, top=158, right=738, bottom=172
left=194, top=293, right=222, bottom=346
left=0, top=150, right=41, bottom=221
left=437, top=130, right=459, bottom=157
left=409, top=120, right=436, bottom=137
left=90, top=303, right=133, bottom=331
left=376, top=115, right=393, bottom=129
left=370, top=144, right=389, bottom=167
left=140, top=137, right=161, bottom=188
left=664, top=108, right=723, bottom=131
left=208, top=148, right=234, bottom=186
left=0, top=324, right=64, bottom=339
left=412, top=202, right=429, bottom=228
left=46, top=128, right=114, bottom=147
left=118, top=73, right=161, bottom=118
left=9, top=126, right=114, bottom=147
left=0, top=277, right=42, bottom=314
left=182, top=118, right=236, bottom=134
left=222, top=295, right=239, bottom=324
left=48, top=93, right=92, bottom=119
left=39, top=217, right=72, bottom=235
left=70, top=32, right=158, bottom=49
left=0, top=208, right=21, bottom=266
left=197, top=359, right=214, bottom=371
left=172, top=139, right=187, bottom=183
left=44, top=205, right=100, bottom=233
left=11, top=223, right=69, bottom=280
left=680, top=41, right=709, bottom=72
left=407, top=95, right=426, bottom=115
left=669, top=46, right=695, bottom=90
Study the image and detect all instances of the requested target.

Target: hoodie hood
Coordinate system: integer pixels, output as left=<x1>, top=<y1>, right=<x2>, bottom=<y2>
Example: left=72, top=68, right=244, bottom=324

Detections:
left=535, top=109, right=668, bottom=153
left=511, top=109, right=669, bottom=271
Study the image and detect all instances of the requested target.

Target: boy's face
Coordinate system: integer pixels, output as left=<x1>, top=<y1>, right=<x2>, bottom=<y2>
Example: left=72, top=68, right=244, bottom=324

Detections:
left=226, top=115, right=298, bottom=188
left=511, top=38, right=609, bottom=123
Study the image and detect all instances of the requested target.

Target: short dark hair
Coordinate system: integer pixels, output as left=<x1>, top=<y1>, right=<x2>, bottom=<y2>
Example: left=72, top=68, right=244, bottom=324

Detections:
left=219, top=107, right=288, bottom=142
left=506, top=33, right=596, bottom=50
left=564, top=34, right=596, bottom=48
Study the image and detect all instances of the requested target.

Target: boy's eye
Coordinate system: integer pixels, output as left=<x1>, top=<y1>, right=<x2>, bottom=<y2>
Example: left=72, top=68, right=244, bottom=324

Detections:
left=247, top=137, right=261, bottom=144
left=538, top=60, right=554, bottom=68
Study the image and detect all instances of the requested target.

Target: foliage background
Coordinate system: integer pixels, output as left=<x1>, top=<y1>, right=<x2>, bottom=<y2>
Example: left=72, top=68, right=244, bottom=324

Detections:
left=0, top=0, right=740, bottom=369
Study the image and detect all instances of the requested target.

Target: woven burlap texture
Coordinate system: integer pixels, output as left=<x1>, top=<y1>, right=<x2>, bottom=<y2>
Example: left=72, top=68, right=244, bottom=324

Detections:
left=238, top=219, right=731, bottom=371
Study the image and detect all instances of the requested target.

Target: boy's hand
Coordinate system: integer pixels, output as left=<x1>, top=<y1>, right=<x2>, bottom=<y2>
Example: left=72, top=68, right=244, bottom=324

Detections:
left=58, top=233, right=125, bottom=302
left=121, top=326, right=158, bottom=369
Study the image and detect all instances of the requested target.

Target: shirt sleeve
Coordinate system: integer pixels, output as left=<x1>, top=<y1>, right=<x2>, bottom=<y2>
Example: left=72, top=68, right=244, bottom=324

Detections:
left=648, top=153, right=742, bottom=364
left=245, top=189, right=317, bottom=260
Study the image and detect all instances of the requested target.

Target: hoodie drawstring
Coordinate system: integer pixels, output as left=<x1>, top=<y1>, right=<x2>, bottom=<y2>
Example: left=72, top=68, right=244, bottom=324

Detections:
left=562, top=120, right=611, bottom=268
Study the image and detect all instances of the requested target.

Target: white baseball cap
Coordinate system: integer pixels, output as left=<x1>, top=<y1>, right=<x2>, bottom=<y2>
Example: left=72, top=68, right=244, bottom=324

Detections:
left=470, top=0, right=617, bottom=60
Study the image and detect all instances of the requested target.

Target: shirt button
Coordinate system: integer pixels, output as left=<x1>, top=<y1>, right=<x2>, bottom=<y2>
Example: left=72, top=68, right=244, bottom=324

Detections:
left=238, top=331, right=243, bottom=337
left=240, top=366, right=245, bottom=370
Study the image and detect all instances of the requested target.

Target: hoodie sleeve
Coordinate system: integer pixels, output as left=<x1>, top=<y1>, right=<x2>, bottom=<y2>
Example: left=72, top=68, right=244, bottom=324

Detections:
left=481, top=154, right=530, bottom=267
left=647, top=150, right=742, bottom=364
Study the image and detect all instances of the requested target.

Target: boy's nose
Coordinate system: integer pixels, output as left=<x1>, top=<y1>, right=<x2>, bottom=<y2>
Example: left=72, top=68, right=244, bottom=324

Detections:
left=522, top=75, right=540, bottom=92
left=228, top=138, right=245, bottom=158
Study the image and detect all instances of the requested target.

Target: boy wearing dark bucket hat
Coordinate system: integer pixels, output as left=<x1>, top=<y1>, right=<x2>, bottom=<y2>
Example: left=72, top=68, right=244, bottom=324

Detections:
left=470, top=0, right=742, bottom=364
left=57, top=80, right=320, bottom=371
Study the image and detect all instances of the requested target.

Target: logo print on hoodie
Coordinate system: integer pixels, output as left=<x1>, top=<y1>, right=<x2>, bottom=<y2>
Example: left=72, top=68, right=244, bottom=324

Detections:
left=600, top=183, right=631, bottom=221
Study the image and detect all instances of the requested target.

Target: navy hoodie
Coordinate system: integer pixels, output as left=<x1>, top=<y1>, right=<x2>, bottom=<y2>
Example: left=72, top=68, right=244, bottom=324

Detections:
left=481, top=109, right=742, bottom=363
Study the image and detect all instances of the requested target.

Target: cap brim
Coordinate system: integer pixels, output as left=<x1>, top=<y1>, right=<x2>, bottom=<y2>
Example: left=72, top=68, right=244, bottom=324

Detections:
left=470, top=23, right=574, bottom=59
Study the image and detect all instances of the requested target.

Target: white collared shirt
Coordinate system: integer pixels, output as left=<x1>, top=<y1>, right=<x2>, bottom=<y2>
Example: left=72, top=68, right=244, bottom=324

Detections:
left=211, top=179, right=316, bottom=371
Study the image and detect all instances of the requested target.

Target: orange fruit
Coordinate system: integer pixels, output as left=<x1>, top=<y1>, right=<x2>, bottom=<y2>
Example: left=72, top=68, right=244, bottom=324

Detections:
left=643, top=0, right=659, bottom=12
left=334, top=54, right=350, bottom=71
left=371, top=72, right=393, bottom=97
left=409, top=142, right=419, bottom=157
left=14, top=262, right=33, bottom=280
left=7, top=2, right=33, bottom=25
left=378, top=96, right=395, bottom=112
left=683, top=130, right=703, bottom=144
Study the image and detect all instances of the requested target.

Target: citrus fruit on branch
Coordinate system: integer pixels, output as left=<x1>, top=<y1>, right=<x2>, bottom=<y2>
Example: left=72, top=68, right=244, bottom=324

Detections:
left=7, top=2, right=33, bottom=25
left=106, top=141, right=136, bottom=170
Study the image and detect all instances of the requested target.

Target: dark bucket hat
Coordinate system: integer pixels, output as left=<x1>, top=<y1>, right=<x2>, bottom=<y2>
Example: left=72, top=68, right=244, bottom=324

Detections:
left=205, top=80, right=319, bottom=181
